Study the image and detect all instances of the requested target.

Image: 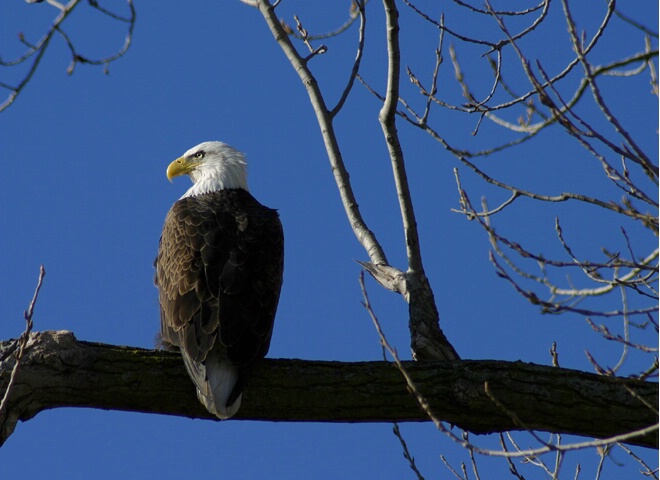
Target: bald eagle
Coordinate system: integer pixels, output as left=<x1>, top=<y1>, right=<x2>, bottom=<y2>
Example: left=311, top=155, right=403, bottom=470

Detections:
left=155, top=141, right=284, bottom=419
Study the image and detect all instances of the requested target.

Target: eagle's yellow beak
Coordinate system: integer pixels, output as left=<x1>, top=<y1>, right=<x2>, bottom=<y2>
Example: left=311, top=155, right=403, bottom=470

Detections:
left=166, top=157, right=200, bottom=182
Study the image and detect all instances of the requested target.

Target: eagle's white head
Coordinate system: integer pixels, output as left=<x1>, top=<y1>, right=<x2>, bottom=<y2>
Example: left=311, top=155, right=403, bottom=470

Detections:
left=167, top=141, right=249, bottom=198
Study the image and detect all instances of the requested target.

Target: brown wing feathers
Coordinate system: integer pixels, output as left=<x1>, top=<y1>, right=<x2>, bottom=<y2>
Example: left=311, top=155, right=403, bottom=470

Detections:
left=156, top=189, right=283, bottom=375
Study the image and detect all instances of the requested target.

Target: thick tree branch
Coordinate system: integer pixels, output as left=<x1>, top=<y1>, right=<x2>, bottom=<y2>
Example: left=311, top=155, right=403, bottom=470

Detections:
left=0, top=331, right=656, bottom=449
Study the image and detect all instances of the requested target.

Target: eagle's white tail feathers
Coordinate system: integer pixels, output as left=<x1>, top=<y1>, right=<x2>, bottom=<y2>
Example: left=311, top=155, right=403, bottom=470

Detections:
left=180, top=351, right=242, bottom=419
left=198, top=357, right=242, bottom=419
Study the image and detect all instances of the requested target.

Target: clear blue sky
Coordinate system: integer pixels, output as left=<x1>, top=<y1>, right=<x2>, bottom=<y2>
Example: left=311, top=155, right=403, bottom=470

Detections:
left=1, top=2, right=657, bottom=478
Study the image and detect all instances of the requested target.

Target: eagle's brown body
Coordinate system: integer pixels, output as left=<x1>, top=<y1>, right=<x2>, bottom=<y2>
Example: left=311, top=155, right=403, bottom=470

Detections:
left=156, top=187, right=283, bottom=417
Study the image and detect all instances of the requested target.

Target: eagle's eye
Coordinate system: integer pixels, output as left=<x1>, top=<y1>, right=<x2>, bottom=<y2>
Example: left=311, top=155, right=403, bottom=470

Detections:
left=193, top=151, right=205, bottom=160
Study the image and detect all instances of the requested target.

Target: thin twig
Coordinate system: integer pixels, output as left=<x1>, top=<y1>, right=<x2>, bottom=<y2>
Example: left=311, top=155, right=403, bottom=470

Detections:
left=1, top=0, right=135, bottom=112
left=0, top=265, right=46, bottom=416
left=330, top=0, right=366, bottom=118
left=392, top=423, right=426, bottom=480
left=617, top=443, right=659, bottom=479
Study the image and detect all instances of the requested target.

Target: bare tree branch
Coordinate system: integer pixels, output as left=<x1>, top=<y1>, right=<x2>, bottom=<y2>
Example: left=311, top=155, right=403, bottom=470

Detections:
left=330, top=1, right=366, bottom=118
left=0, top=0, right=135, bottom=112
left=0, top=266, right=45, bottom=418
left=250, top=0, right=458, bottom=360
left=377, top=0, right=458, bottom=361
left=379, top=0, right=422, bottom=276
left=357, top=274, right=657, bottom=460
left=0, top=330, right=656, bottom=449
left=253, top=0, right=388, bottom=269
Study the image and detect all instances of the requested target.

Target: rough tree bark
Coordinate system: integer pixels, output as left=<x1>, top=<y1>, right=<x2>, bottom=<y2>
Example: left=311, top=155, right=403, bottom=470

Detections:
left=0, top=331, right=656, bottom=448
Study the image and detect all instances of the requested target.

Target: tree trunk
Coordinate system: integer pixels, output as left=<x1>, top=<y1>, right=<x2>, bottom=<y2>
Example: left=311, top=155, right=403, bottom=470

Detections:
left=0, top=330, right=656, bottom=448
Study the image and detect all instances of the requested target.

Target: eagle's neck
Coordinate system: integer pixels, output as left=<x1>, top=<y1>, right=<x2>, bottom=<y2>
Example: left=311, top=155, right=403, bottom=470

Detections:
left=182, top=158, right=249, bottom=199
